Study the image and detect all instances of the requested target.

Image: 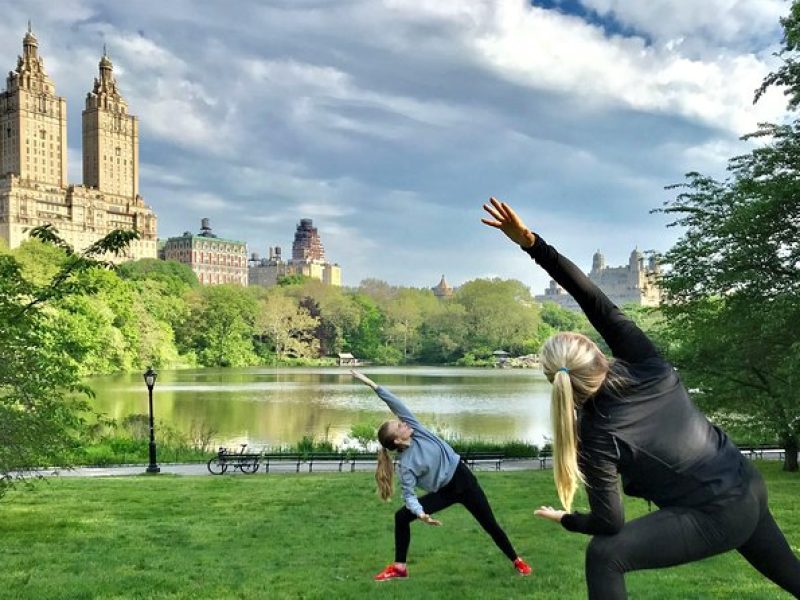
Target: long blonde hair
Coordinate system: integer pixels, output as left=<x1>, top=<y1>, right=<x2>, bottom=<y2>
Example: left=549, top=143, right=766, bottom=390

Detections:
left=541, top=332, right=611, bottom=511
left=375, top=421, right=398, bottom=501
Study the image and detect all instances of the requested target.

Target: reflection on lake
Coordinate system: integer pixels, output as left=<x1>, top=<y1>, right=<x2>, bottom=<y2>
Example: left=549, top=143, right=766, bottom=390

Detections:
left=87, top=367, right=552, bottom=448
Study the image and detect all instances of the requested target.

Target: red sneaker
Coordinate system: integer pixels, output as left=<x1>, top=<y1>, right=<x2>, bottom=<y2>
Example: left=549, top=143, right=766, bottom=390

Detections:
left=514, top=557, right=532, bottom=576
left=374, top=564, right=408, bottom=581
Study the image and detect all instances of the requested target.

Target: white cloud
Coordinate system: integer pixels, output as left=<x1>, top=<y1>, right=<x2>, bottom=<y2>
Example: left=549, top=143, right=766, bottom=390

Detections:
left=139, top=163, right=192, bottom=187
left=577, top=0, right=785, bottom=46
left=180, top=192, right=235, bottom=211
left=473, top=2, right=784, bottom=133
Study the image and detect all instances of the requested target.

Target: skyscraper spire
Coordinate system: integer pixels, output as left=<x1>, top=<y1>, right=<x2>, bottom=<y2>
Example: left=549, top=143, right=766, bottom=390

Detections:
left=83, top=38, right=137, bottom=198
left=22, top=21, right=38, bottom=59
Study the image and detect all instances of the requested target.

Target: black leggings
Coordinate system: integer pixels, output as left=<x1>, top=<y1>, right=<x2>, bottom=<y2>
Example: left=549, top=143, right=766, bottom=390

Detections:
left=586, top=463, right=800, bottom=599
left=394, top=461, right=518, bottom=563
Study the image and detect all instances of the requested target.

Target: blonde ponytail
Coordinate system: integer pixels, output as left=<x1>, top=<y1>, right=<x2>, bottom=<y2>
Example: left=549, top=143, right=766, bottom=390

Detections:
left=551, top=370, right=583, bottom=511
left=541, top=332, right=611, bottom=512
left=375, top=448, right=394, bottom=501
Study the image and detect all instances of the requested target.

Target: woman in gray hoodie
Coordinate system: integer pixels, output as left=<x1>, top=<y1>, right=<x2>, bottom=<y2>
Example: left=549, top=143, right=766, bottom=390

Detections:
left=350, top=370, right=531, bottom=581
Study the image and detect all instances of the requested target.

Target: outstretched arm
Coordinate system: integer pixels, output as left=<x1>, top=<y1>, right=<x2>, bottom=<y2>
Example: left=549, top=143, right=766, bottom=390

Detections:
left=350, top=370, right=378, bottom=390
left=350, top=370, right=422, bottom=428
left=400, top=469, right=442, bottom=525
left=536, top=427, right=624, bottom=536
left=482, top=198, right=658, bottom=363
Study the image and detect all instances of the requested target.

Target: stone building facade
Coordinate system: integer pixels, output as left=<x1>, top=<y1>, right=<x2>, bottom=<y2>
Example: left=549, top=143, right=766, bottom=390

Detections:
left=0, top=28, right=157, bottom=261
left=248, top=246, right=289, bottom=287
left=536, top=248, right=661, bottom=310
left=249, top=218, right=341, bottom=287
left=162, top=219, right=247, bottom=286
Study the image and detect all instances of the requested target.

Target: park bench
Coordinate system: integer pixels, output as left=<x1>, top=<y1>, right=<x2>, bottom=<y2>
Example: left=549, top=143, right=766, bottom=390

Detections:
left=739, top=445, right=786, bottom=461
left=306, top=452, right=350, bottom=472
left=261, top=453, right=305, bottom=473
left=463, top=451, right=504, bottom=471
left=347, top=453, right=379, bottom=472
left=261, top=452, right=371, bottom=473
left=208, top=450, right=360, bottom=475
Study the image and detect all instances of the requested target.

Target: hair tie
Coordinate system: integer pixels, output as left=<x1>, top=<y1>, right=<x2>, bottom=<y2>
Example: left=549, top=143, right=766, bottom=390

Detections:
left=557, top=367, right=570, bottom=373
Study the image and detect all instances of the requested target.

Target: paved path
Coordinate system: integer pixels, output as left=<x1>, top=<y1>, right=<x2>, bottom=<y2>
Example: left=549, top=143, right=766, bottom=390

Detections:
left=25, top=451, right=793, bottom=480
left=38, top=458, right=549, bottom=478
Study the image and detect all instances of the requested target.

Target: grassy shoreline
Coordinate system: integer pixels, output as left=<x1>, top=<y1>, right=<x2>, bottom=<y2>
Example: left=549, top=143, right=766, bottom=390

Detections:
left=2, top=462, right=798, bottom=599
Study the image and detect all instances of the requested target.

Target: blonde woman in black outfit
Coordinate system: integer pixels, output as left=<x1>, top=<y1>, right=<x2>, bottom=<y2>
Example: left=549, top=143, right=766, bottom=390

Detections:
left=482, top=197, right=800, bottom=599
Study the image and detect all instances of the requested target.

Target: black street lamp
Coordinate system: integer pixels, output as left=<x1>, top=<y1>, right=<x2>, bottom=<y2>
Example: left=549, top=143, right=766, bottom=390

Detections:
left=143, top=366, right=160, bottom=474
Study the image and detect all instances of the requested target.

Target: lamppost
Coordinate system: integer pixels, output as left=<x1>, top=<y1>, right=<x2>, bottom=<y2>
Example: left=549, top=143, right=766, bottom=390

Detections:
left=143, top=367, right=160, bottom=474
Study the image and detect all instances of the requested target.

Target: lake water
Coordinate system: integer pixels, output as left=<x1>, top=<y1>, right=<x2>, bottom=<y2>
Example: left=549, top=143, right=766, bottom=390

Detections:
left=87, top=366, right=553, bottom=449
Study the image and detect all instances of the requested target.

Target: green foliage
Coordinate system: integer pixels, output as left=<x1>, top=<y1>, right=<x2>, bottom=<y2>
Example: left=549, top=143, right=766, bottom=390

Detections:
left=0, top=225, right=138, bottom=496
left=344, top=294, right=387, bottom=360
left=454, top=351, right=495, bottom=367
left=181, top=285, right=259, bottom=367
left=277, top=273, right=311, bottom=287
left=293, top=435, right=335, bottom=456
left=255, top=288, right=320, bottom=361
left=756, top=0, right=800, bottom=109
left=74, top=414, right=215, bottom=465
left=446, top=438, right=539, bottom=458
left=2, top=232, right=629, bottom=384
left=455, top=278, right=540, bottom=355
left=348, top=421, right=382, bottom=452
left=418, top=301, right=470, bottom=363
left=117, top=258, right=199, bottom=292
left=656, top=5, right=800, bottom=470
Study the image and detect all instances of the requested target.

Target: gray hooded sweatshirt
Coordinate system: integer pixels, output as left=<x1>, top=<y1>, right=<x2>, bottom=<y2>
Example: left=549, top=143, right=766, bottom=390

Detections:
left=375, top=386, right=460, bottom=516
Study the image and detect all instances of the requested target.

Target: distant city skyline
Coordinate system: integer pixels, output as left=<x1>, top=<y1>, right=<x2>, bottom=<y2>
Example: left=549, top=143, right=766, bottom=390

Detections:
left=0, top=1, right=788, bottom=290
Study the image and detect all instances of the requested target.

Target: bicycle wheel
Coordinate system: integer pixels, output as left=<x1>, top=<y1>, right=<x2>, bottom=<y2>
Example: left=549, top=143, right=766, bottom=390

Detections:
left=239, top=460, right=259, bottom=474
left=207, top=457, right=228, bottom=475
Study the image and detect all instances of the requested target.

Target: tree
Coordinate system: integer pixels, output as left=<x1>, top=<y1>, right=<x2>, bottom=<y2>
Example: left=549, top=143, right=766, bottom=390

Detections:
left=256, top=289, right=320, bottom=361
left=382, top=288, right=437, bottom=362
left=0, top=226, right=138, bottom=497
left=181, top=285, right=259, bottom=367
left=345, top=294, right=392, bottom=362
left=418, top=302, right=469, bottom=363
left=455, top=278, right=541, bottom=355
left=117, top=258, right=199, bottom=292
left=283, top=280, right=361, bottom=356
left=277, top=273, right=311, bottom=287
left=656, top=3, right=800, bottom=470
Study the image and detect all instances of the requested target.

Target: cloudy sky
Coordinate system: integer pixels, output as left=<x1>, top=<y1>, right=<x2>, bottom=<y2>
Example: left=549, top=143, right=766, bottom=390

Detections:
left=0, top=0, right=791, bottom=291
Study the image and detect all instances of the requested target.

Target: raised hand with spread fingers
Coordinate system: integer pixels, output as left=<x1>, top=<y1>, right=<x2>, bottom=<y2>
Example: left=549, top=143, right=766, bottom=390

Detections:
left=481, top=197, right=536, bottom=248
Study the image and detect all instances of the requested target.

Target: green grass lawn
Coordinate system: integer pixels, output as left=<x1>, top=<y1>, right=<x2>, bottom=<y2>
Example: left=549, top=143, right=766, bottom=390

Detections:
left=1, top=462, right=798, bottom=599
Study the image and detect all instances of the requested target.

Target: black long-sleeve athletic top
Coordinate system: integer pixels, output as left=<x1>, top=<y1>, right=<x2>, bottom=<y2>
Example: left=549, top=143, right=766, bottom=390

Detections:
left=524, top=235, right=747, bottom=536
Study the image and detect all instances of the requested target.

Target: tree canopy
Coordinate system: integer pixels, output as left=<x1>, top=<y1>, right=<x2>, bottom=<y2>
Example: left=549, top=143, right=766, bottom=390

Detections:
left=657, top=2, right=800, bottom=470
left=0, top=226, right=139, bottom=496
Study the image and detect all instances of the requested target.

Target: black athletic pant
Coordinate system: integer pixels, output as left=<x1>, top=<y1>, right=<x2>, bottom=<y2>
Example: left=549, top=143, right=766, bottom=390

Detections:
left=394, top=461, right=518, bottom=563
left=585, top=463, right=800, bottom=599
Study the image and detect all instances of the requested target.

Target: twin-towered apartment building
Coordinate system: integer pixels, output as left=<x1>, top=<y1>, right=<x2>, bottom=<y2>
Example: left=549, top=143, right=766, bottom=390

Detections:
left=0, top=28, right=341, bottom=287
left=0, top=26, right=157, bottom=261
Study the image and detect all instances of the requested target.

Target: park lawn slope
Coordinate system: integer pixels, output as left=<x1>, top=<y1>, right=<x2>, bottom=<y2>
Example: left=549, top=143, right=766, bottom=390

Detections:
left=1, top=462, right=798, bottom=599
